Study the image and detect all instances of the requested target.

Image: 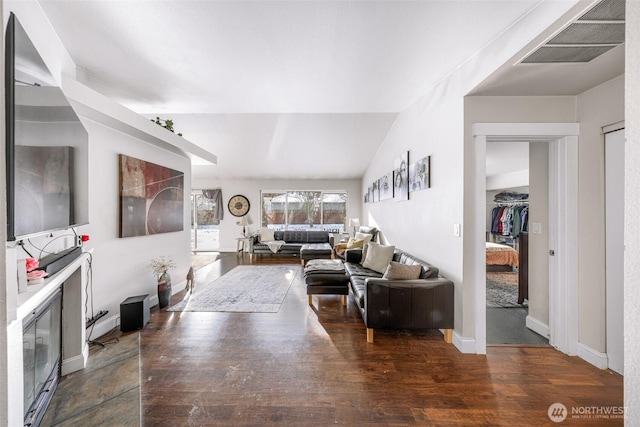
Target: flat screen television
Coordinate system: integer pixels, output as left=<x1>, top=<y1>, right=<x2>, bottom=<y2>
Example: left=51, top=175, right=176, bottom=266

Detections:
left=5, top=12, right=89, bottom=241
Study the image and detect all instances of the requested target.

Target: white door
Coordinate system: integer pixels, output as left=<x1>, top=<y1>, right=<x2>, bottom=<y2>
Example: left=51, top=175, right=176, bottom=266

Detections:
left=605, top=128, right=624, bottom=375
left=547, top=136, right=579, bottom=355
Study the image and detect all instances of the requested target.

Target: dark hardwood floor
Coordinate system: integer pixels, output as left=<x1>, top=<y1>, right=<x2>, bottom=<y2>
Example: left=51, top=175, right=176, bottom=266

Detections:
left=139, top=253, right=623, bottom=426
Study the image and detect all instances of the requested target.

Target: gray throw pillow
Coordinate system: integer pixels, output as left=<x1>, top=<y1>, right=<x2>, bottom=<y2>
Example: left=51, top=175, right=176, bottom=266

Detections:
left=382, top=261, right=422, bottom=280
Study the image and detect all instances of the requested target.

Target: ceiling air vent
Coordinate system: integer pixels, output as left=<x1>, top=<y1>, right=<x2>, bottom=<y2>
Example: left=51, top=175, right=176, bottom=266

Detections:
left=519, top=0, right=624, bottom=64
left=521, top=45, right=616, bottom=64
left=578, top=0, right=625, bottom=21
left=547, top=22, right=624, bottom=45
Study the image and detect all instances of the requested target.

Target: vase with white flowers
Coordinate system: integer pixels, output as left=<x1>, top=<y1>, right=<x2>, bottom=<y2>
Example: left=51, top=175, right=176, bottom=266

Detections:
left=150, top=256, right=176, bottom=308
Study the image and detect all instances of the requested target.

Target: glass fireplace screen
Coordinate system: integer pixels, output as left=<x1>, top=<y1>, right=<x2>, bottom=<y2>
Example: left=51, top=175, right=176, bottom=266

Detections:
left=23, top=288, right=62, bottom=426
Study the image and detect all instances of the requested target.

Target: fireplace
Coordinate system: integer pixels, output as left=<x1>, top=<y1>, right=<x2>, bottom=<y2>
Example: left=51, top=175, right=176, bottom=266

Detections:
left=22, top=288, right=62, bottom=427
left=6, top=247, right=91, bottom=426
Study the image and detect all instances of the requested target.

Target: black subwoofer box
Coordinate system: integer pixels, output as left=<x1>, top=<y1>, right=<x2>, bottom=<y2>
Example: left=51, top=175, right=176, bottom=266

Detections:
left=120, top=294, right=150, bottom=332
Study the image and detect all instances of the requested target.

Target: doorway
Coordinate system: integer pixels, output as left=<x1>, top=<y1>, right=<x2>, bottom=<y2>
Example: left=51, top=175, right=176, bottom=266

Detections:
left=472, top=123, right=579, bottom=355
left=191, top=191, right=220, bottom=252
left=485, top=185, right=547, bottom=345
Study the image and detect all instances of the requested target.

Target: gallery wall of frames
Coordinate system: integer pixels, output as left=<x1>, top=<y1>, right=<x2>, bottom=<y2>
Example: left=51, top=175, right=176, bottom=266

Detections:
left=365, top=151, right=431, bottom=203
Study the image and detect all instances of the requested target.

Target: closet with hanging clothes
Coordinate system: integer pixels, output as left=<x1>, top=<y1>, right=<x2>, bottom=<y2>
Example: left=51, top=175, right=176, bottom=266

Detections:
left=485, top=188, right=529, bottom=301
left=489, top=192, right=529, bottom=246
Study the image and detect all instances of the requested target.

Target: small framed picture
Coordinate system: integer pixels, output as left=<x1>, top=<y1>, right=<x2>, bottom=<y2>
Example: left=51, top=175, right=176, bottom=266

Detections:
left=394, top=151, right=409, bottom=201
left=409, top=155, right=430, bottom=192
left=379, top=171, right=393, bottom=200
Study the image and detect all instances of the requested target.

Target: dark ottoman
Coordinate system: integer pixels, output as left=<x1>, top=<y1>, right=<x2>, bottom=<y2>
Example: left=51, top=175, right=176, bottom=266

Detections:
left=303, top=259, right=349, bottom=306
left=300, top=243, right=333, bottom=266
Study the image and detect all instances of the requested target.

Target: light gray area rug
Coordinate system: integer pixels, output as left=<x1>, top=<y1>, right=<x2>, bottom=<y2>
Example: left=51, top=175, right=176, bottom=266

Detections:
left=168, top=265, right=298, bottom=313
left=486, top=272, right=525, bottom=308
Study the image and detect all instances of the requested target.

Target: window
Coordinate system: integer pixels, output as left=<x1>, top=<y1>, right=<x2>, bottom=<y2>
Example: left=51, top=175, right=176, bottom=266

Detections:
left=261, top=190, right=347, bottom=232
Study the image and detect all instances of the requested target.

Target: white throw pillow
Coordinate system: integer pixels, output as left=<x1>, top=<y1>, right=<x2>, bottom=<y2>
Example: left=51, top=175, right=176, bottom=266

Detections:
left=259, top=228, right=275, bottom=242
left=362, top=242, right=395, bottom=274
left=354, top=231, right=373, bottom=244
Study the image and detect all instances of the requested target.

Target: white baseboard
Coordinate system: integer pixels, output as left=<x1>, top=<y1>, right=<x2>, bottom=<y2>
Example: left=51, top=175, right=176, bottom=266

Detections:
left=61, top=346, right=88, bottom=375
left=525, top=315, right=550, bottom=338
left=577, top=343, right=608, bottom=370
left=87, top=313, right=120, bottom=341
left=219, top=247, right=240, bottom=253
left=88, top=281, right=184, bottom=340
left=452, top=330, right=477, bottom=354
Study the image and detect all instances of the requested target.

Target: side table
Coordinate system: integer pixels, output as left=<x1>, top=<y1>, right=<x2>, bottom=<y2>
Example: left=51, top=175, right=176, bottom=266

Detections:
left=236, top=237, right=251, bottom=253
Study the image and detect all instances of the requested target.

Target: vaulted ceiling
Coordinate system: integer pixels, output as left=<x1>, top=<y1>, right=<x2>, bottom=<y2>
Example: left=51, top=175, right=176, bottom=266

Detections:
left=36, top=0, right=624, bottom=180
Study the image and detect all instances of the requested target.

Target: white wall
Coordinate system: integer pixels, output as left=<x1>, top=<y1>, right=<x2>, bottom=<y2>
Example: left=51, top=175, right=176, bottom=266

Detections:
left=625, top=0, right=640, bottom=419
left=486, top=170, right=529, bottom=191
left=576, top=75, right=625, bottom=353
left=79, top=119, right=192, bottom=334
left=362, top=2, right=580, bottom=343
left=3, top=110, right=192, bottom=341
left=191, top=174, right=361, bottom=252
left=2, top=0, right=193, bottom=394
left=362, top=77, right=465, bottom=320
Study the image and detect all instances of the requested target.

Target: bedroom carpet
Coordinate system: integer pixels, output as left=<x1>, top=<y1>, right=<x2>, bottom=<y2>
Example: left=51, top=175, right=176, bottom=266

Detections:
left=168, top=265, right=297, bottom=313
left=486, top=271, right=525, bottom=308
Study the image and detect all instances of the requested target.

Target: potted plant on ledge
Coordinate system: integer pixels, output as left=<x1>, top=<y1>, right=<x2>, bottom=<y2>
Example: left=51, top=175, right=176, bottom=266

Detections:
left=150, top=255, right=176, bottom=308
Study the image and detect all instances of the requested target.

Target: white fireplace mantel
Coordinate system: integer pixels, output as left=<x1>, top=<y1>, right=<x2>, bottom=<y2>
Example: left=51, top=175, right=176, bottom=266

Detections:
left=5, top=246, right=92, bottom=426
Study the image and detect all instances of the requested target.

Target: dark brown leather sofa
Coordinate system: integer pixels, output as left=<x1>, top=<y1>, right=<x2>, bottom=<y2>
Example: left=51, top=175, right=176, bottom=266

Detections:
left=344, top=248, right=454, bottom=343
left=249, top=230, right=334, bottom=262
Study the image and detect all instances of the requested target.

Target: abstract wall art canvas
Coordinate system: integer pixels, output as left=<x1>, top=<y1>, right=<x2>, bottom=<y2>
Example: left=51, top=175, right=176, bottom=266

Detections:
left=119, top=154, right=184, bottom=237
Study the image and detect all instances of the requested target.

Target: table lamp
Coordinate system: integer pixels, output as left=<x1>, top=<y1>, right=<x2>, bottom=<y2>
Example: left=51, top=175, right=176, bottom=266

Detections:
left=348, top=218, right=360, bottom=237
left=237, top=216, right=249, bottom=236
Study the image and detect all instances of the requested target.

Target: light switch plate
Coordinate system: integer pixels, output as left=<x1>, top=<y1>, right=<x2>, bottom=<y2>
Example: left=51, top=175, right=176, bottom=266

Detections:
left=532, top=222, right=542, bottom=234
left=453, top=224, right=461, bottom=237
